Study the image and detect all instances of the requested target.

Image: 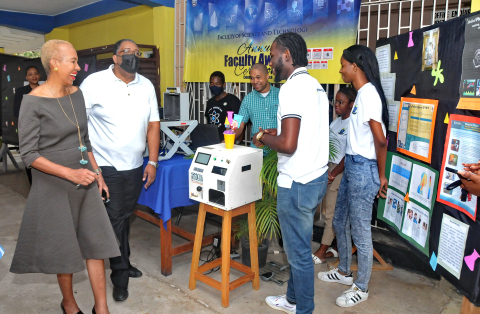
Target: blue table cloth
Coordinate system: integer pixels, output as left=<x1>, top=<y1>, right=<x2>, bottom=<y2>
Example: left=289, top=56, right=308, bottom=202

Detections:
left=137, top=154, right=198, bottom=229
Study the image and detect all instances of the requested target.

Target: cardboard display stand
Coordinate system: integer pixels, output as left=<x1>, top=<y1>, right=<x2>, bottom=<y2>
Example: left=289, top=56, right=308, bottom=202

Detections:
left=376, top=11, right=480, bottom=305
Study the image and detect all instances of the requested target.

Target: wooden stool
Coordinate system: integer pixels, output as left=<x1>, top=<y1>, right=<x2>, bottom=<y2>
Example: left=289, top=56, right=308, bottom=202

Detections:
left=189, top=202, right=260, bottom=308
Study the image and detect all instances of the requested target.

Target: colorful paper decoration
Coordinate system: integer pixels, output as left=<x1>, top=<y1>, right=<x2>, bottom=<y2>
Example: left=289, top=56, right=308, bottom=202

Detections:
left=84, top=64, right=89, bottom=72
left=408, top=31, right=414, bottom=47
left=444, top=113, right=449, bottom=124
left=3, top=65, right=5, bottom=71
left=7, top=75, right=10, bottom=82
left=430, top=252, right=438, bottom=270
left=432, top=60, right=444, bottom=86
left=0, top=244, right=4, bottom=260
left=404, top=193, right=410, bottom=202
left=465, top=249, right=480, bottom=271
left=394, top=51, right=398, bottom=60
left=411, top=85, right=416, bottom=95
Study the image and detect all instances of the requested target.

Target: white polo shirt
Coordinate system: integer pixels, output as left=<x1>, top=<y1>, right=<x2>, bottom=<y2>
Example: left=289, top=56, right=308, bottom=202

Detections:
left=329, top=116, right=350, bottom=164
left=277, top=67, right=329, bottom=188
left=346, top=82, right=386, bottom=160
left=80, top=65, right=160, bottom=171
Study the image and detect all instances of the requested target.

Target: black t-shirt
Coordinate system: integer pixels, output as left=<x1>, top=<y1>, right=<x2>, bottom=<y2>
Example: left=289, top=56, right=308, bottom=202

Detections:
left=13, top=85, right=33, bottom=118
left=205, top=93, right=241, bottom=139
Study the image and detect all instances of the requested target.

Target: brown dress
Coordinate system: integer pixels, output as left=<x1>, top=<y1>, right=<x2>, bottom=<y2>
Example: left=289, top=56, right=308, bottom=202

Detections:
left=10, top=89, right=120, bottom=274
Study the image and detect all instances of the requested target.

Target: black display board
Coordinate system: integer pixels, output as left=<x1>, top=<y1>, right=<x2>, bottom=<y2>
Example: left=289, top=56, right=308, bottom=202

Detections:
left=376, top=11, right=480, bottom=305
left=1, top=58, right=45, bottom=145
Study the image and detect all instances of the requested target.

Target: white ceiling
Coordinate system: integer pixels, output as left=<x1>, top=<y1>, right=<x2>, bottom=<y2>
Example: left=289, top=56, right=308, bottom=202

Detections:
left=0, top=27, right=44, bottom=54
left=0, top=0, right=101, bottom=16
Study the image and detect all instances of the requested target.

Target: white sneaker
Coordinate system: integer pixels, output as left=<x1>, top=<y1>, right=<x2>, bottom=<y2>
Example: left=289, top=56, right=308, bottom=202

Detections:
left=335, top=283, right=369, bottom=307
left=265, top=295, right=296, bottom=313
left=317, top=267, right=354, bottom=285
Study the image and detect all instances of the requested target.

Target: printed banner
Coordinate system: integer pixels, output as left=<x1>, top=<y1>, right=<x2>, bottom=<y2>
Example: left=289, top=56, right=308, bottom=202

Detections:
left=437, top=114, right=479, bottom=221
left=377, top=152, right=439, bottom=256
left=185, top=0, right=361, bottom=83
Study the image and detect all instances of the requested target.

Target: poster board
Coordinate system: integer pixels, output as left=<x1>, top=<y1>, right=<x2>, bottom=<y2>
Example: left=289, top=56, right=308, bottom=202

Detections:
left=396, top=97, right=438, bottom=163
left=376, top=10, right=480, bottom=305
left=377, top=152, right=439, bottom=255
left=437, top=114, right=479, bottom=220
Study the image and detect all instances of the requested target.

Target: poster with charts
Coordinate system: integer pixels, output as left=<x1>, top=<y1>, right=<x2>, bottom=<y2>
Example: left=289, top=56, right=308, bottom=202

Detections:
left=409, top=163, right=437, bottom=210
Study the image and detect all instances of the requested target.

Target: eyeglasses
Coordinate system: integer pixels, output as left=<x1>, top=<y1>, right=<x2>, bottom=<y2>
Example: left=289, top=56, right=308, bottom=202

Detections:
left=117, top=49, right=142, bottom=57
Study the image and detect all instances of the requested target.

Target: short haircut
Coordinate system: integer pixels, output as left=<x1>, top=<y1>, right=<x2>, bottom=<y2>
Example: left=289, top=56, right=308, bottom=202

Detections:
left=210, top=71, right=225, bottom=84
left=25, top=65, right=39, bottom=76
left=113, top=39, right=137, bottom=55
left=250, top=63, right=269, bottom=75
left=273, top=33, right=308, bottom=67
left=337, top=86, right=357, bottom=104
left=41, top=39, right=71, bottom=76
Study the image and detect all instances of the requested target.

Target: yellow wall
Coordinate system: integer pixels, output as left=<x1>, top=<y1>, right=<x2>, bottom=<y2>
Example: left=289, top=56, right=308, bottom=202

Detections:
left=0, top=48, right=4, bottom=53
left=45, top=5, right=175, bottom=105
left=473, top=0, right=480, bottom=12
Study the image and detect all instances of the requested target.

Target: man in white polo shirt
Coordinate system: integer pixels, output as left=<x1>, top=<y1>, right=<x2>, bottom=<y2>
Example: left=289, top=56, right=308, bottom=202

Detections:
left=253, top=33, right=329, bottom=314
left=80, top=39, right=160, bottom=302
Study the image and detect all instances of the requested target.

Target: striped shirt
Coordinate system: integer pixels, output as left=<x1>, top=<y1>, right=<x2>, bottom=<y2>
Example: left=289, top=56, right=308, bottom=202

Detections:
left=239, top=85, right=279, bottom=153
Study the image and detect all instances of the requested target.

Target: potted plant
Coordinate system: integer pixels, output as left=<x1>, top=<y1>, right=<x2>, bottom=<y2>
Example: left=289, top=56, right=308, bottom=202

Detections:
left=234, top=131, right=339, bottom=268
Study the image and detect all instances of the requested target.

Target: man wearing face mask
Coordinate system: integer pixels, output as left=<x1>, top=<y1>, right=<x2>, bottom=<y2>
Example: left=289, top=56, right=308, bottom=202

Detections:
left=80, top=39, right=160, bottom=302
left=205, top=71, right=241, bottom=139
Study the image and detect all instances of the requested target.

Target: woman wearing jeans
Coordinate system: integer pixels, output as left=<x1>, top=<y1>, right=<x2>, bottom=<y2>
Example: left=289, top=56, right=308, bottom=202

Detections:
left=317, top=45, right=389, bottom=308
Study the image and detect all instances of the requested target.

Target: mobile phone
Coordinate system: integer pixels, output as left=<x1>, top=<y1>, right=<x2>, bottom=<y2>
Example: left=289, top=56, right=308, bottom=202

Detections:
left=102, top=190, right=110, bottom=204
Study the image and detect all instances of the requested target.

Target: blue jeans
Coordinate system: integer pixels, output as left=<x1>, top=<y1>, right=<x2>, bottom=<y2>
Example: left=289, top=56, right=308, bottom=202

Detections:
left=277, top=172, right=328, bottom=314
left=332, top=154, right=380, bottom=291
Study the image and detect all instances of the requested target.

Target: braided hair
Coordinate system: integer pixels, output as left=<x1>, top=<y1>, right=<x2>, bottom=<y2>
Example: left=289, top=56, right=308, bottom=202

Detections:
left=337, top=86, right=357, bottom=104
left=273, top=33, right=308, bottom=67
left=342, top=45, right=389, bottom=129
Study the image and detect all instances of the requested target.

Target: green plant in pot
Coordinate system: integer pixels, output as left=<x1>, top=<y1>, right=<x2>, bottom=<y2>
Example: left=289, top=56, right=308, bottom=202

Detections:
left=234, top=131, right=339, bottom=268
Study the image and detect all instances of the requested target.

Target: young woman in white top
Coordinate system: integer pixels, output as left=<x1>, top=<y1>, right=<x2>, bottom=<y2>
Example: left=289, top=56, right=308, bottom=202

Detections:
left=317, top=45, right=389, bottom=308
left=312, top=87, right=356, bottom=264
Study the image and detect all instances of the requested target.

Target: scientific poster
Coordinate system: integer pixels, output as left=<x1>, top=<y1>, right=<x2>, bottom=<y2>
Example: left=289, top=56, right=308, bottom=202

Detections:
left=457, top=15, right=480, bottom=110
left=437, top=214, right=469, bottom=279
left=387, top=101, right=400, bottom=132
left=389, top=155, right=412, bottom=194
left=384, top=189, right=405, bottom=230
left=396, top=97, right=438, bottom=163
left=437, top=114, right=479, bottom=220
left=401, top=202, right=429, bottom=248
left=422, top=28, right=439, bottom=71
left=409, top=163, right=436, bottom=210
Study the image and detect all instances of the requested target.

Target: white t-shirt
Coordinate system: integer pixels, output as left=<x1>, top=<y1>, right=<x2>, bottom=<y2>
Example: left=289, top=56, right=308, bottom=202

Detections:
left=277, top=67, right=329, bottom=188
left=80, top=65, right=160, bottom=171
left=346, top=82, right=386, bottom=160
left=329, top=117, right=350, bottom=164
left=260, top=91, right=269, bottom=97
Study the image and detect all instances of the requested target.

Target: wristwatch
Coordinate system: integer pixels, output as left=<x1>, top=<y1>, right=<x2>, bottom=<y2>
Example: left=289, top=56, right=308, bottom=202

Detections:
left=148, top=161, right=158, bottom=168
left=256, top=131, right=265, bottom=144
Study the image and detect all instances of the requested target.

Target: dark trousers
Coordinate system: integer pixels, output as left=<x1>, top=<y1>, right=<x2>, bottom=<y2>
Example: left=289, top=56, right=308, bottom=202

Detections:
left=101, top=165, right=144, bottom=288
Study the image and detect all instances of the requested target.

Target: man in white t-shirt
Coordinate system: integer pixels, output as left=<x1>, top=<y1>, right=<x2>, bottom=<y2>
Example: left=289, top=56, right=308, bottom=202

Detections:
left=80, top=39, right=160, bottom=302
left=253, top=33, right=329, bottom=314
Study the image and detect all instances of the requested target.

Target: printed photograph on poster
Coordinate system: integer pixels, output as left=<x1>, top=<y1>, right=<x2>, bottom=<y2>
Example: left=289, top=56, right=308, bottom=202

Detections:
left=422, top=28, right=439, bottom=71
left=457, top=14, right=480, bottom=110
left=389, top=155, right=412, bottom=194
left=437, top=214, right=469, bottom=279
left=401, top=202, right=429, bottom=248
left=376, top=44, right=391, bottom=73
left=396, top=97, right=438, bottom=163
left=384, top=189, right=405, bottom=230
left=437, top=114, right=479, bottom=220
left=409, top=164, right=437, bottom=210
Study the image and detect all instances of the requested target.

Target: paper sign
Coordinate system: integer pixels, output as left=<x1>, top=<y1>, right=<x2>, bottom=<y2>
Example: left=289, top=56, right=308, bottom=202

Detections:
left=387, top=101, right=400, bottom=132
left=408, top=31, right=414, bottom=47
left=384, top=189, right=405, bottom=230
left=402, top=202, right=429, bottom=248
left=84, top=64, right=89, bottom=72
left=389, top=155, right=412, bottom=194
left=430, top=252, right=438, bottom=271
left=444, top=113, right=449, bottom=124
left=380, top=73, right=396, bottom=101
left=376, top=44, right=391, bottom=73
left=411, top=85, right=416, bottom=95
left=408, top=164, right=436, bottom=210
left=464, top=249, right=480, bottom=271
left=437, top=214, right=469, bottom=279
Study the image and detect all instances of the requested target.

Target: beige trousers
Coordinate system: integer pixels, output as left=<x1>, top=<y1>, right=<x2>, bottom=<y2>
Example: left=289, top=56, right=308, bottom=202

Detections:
left=317, top=162, right=343, bottom=246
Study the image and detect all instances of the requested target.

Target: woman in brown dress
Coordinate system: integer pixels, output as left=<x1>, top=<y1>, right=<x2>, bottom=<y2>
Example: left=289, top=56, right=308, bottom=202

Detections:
left=10, top=40, right=120, bottom=314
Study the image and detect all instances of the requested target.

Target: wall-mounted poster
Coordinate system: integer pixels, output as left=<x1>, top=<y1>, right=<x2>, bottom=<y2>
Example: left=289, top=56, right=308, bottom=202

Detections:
left=396, top=97, right=438, bottom=163
left=422, top=28, right=439, bottom=71
left=437, top=114, right=479, bottom=220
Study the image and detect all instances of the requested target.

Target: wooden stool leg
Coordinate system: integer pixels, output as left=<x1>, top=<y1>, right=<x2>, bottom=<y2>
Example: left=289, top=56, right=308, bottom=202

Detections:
left=189, top=203, right=207, bottom=290
left=221, top=210, right=232, bottom=308
left=247, top=202, right=260, bottom=290
left=160, top=218, right=172, bottom=276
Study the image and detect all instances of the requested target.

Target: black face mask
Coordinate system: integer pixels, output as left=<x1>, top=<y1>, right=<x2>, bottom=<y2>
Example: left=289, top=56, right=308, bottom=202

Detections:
left=209, top=85, right=224, bottom=96
left=119, top=54, right=140, bottom=74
